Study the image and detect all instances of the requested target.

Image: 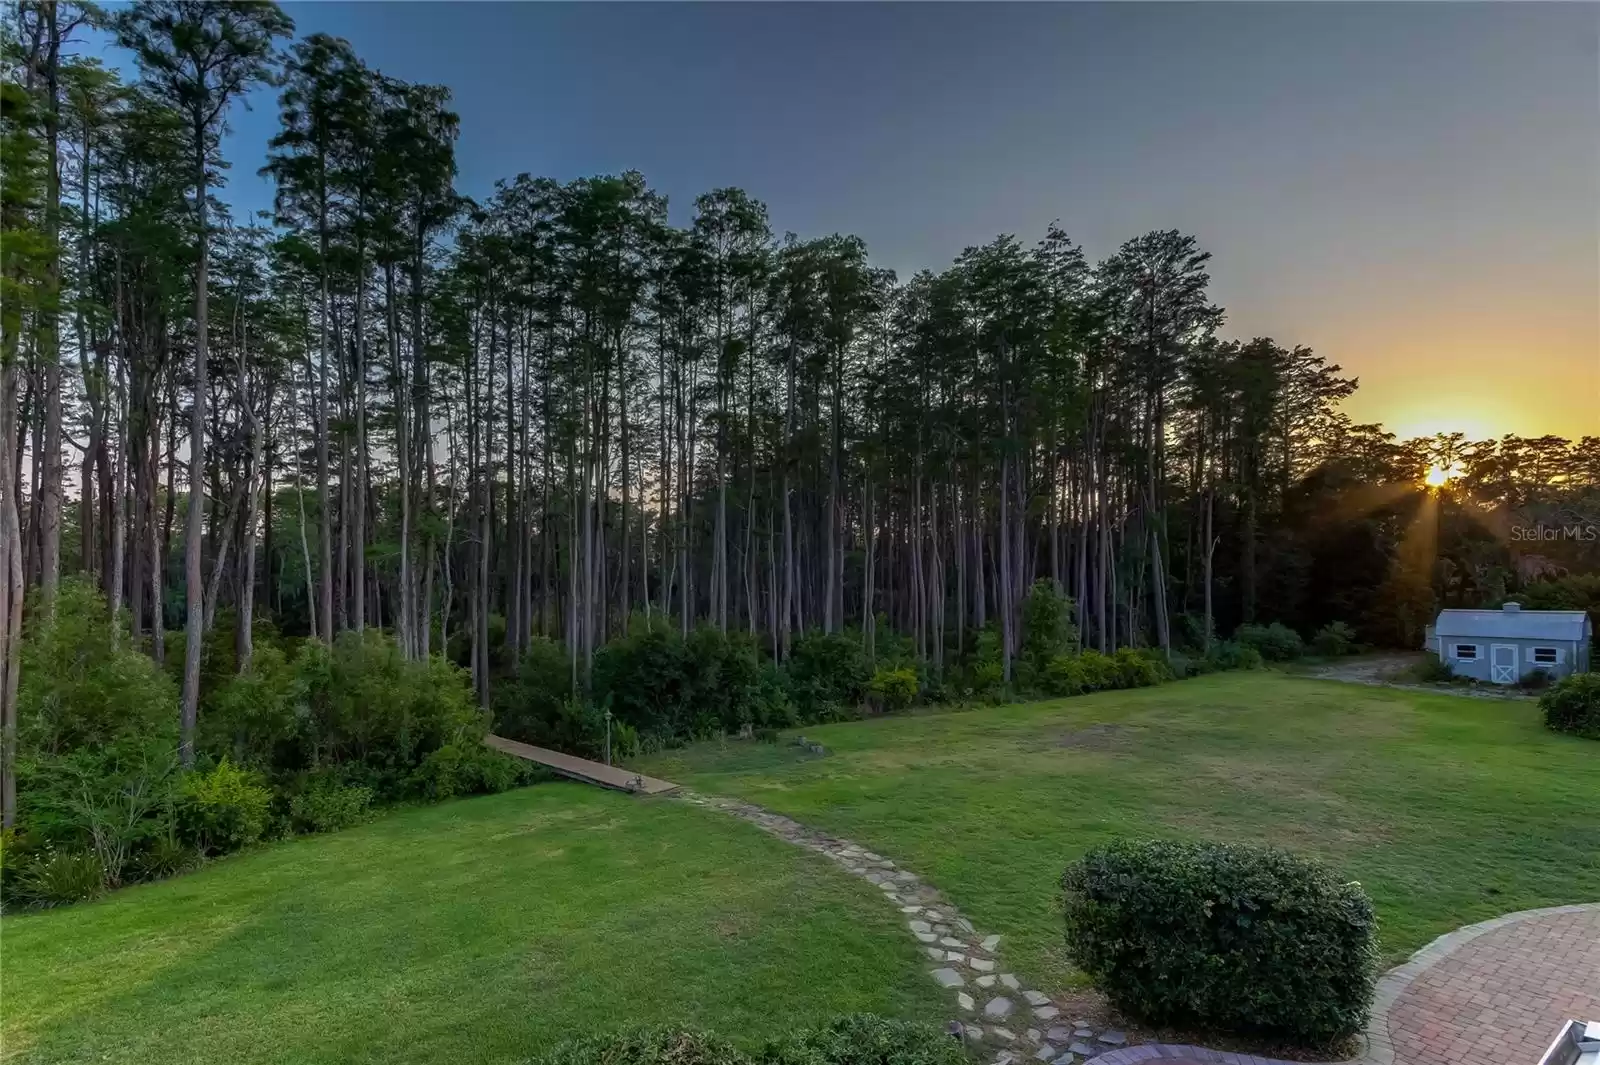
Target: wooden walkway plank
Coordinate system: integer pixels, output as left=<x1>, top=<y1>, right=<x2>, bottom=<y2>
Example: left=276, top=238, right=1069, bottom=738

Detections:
left=485, top=734, right=680, bottom=796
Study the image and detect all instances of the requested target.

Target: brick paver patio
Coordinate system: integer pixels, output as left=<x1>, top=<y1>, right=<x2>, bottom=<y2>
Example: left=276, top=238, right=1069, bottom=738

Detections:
left=1088, top=903, right=1600, bottom=1065
left=1385, top=905, right=1599, bottom=1065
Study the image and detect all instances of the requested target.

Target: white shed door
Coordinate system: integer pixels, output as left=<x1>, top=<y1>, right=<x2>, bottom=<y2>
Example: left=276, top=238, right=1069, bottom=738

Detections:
left=1490, top=644, right=1517, bottom=684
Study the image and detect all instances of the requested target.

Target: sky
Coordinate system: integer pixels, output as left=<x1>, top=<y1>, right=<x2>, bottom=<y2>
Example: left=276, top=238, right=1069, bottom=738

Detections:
left=87, top=2, right=1600, bottom=441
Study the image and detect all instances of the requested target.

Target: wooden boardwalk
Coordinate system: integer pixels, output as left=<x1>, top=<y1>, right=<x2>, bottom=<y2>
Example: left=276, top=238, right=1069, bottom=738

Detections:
left=485, top=734, right=680, bottom=796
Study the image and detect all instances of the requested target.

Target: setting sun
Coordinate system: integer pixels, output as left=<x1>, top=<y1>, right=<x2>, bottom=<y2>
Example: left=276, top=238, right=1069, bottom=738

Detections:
left=1424, top=461, right=1464, bottom=488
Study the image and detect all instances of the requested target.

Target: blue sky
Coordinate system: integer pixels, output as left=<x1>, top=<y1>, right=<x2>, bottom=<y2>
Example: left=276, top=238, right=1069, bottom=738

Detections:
left=85, top=2, right=1600, bottom=438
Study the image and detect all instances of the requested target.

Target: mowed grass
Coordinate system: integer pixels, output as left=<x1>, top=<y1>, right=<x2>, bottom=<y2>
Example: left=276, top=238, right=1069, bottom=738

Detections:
left=638, top=672, right=1600, bottom=991
left=0, top=784, right=945, bottom=1065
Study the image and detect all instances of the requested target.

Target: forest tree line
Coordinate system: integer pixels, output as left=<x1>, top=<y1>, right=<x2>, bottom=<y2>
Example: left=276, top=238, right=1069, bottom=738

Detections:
left=5, top=1, right=1598, bottom=826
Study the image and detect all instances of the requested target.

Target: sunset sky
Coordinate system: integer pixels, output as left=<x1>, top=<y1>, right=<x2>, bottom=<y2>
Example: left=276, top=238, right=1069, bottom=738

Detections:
left=94, top=2, right=1600, bottom=440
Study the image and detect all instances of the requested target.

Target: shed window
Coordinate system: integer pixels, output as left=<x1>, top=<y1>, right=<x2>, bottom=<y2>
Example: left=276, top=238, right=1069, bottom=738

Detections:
left=1531, top=647, right=1560, bottom=665
left=1453, top=644, right=1479, bottom=661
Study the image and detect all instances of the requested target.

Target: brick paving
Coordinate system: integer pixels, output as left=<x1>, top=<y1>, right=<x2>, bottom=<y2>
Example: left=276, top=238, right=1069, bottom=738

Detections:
left=1385, top=906, right=1599, bottom=1065
left=1088, top=903, right=1599, bottom=1065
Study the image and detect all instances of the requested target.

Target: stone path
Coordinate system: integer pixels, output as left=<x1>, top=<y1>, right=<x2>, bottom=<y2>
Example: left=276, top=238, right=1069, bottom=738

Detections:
left=679, top=790, right=1599, bottom=1065
left=679, top=792, right=1128, bottom=1064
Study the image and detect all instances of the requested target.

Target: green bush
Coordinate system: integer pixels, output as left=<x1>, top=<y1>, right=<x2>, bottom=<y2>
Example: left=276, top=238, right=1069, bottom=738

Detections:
left=201, top=644, right=306, bottom=765
left=787, top=630, right=871, bottom=721
left=1075, top=649, right=1119, bottom=690
left=18, top=849, right=106, bottom=907
left=133, top=834, right=199, bottom=881
left=759, top=1014, right=966, bottom=1065
left=177, top=758, right=272, bottom=855
left=1063, top=838, right=1377, bottom=1047
left=1233, top=622, right=1305, bottom=662
left=1311, top=621, right=1357, bottom=657
left=1517, top=668, right=1554, bottom=691
left=1112, top=647, right=1170, bottom=688
left=18, top=577, right=178, bottom=753
left=410, top=741, right=535, bottom=800
left=1042, top=653, right=1091, bottom=696
left=1206, top=640, right=1263, bottom=672
left=537, top=1028, right=749, bottom=1065
left=492, top=636, right=578, bottom=749
left=867, top=667, right=919, bottom=712
left=297, top=631, right=486, bottom=800
left=1020, top=580, right=1077, bottom=680
left=287, top=779, right=374, bottom=834
left=1540, top=672, right=1600, bottom=739
left=1415, top=652, right=1453, bottom=682
left=13, top=739, right=179, bottom=887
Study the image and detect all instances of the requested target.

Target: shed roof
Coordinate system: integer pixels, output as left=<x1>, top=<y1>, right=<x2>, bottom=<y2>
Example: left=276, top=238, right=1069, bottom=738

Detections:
left=1434, top=607, right=1591, bottom=641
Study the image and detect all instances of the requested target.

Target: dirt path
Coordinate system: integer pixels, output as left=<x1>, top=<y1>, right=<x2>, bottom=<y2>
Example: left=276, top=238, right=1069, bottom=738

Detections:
left=1299, top=655, right=1535, bottom=701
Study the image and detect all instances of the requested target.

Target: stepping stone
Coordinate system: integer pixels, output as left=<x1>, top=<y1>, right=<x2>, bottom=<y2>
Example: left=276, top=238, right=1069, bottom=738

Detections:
left=984, top=997, right=1015, bottom=1019
left=976, top=975, right=997, bottom=988
left=929, top=967, right=965, bottom=988
left=1068, top=1043, right=1096, bottom=1057
left=916, top=932, right=938, bottom=944
left=926, top=910, right=946, bottom=921
left=946, top=951, right=966, bottom=963
left=969, top=957, right=996, bottom=972
left=963, top=1026, right=985, bottom=1043
left=957, top=992, right=975, bottom=1011
left=1034, top=1043, right=1055, bottom=1059
left=1045, top=1028, right=1072, bottom=1044
left=1000, top=974, right=1021, bottom=990
left=1071, top=1020, right=1091, bottom=1029
left=982, top=934, right=1002, bottom=951
left=1022, top=990, right=1051, bottom=1007
left=990, top=1028, right=1017, bottom=1043
left=1097, top=1031, right=1126, bottom=1046
left=925, top=947, right=944, bottom=960
left=1050, top=1055, right=1076, bottom=1065
left=900, top=905, right=922, bottom=914
left=933, top=925, right=952, bottom=936
left=993, top=1053, right=1016, bottom=1065
left=956, top=918, right=976, bottom=934
left=1073, top=1029, right=1092, bottom=1039
left=908, top=920, right=932, bottom=934
left=1025, top=1029, right=1041, bottom=1043
left=1033, top=1006, right=1059, bottom=1021
left=940, top=936, right=965, bottom=948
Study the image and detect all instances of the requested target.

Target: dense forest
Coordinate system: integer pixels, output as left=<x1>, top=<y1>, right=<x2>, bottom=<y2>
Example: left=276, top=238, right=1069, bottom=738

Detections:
left=4, top=2, right=1597, bottom=832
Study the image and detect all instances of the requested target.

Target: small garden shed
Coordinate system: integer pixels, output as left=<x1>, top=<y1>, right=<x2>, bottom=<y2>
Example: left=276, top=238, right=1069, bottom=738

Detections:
left=1425, top=603, right=1592, bottom=684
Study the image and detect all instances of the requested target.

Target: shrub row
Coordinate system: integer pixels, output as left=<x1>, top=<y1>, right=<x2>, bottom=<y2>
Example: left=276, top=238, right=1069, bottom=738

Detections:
left=4, top=579, right=538, bottom=910
left=532, top=1015, right=963, bottom=1065
left=1062, top=838, right=1378, bottom=1048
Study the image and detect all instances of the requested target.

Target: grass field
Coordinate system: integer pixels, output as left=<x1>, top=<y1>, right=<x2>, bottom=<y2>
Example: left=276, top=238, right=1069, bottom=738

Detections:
left=639, top=672, right=1600, bottom=992
left=0, top=784, right=943, bottom=1065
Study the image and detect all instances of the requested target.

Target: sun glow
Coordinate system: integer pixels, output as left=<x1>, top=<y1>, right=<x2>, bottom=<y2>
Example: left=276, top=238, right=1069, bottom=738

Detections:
left=1424, top=461, right=1464, bottom=488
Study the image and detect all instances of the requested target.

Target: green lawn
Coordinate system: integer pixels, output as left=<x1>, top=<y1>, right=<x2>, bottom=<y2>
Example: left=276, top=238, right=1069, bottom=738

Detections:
left=638, top=672, right=1600, bottom=992
left=1, top=784, right=944, bottom=1065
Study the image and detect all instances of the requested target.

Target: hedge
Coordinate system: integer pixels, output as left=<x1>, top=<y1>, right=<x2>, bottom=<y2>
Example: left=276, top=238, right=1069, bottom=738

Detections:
left=1062, top=838, right=1377, bottom=1047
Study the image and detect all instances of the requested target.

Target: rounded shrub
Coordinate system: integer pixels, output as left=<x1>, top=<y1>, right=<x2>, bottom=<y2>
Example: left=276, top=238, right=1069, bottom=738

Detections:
left=288, top=779, right=374, bottom=834
left=868, top=667, right=919, bottom=712
left=1062, top=838, right=1377, bottom=1048
left=1233, top=622, right=1305, bottom=662
left=759, top=1015, right=966, bottom=1065
left=1311, top=621, right=1357, bottom=657
left=1540, top=672, right=1600, bottom=739
left=177, top=757, right=273, bottom=855
left=536, top=1028, right=749, bottom=1065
